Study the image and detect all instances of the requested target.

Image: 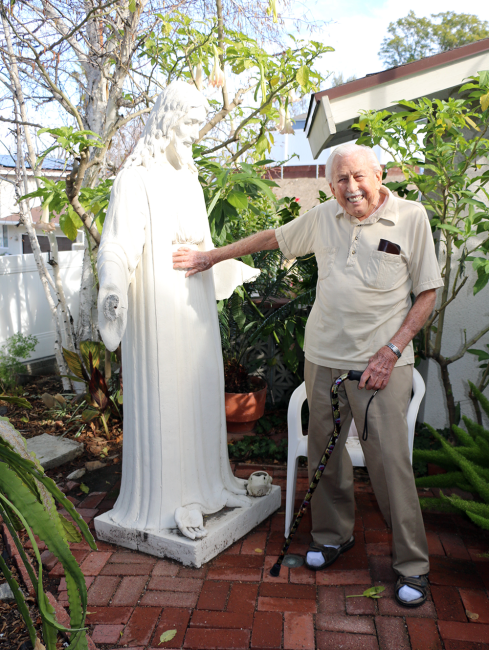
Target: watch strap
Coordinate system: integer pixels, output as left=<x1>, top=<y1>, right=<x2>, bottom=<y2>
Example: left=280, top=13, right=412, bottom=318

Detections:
left=386, top=342, right=402, bottom=359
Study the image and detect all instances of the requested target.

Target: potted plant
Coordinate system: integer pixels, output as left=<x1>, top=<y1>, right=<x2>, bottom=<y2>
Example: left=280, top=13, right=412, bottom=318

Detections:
left=219, top=288, right=268, bottom=436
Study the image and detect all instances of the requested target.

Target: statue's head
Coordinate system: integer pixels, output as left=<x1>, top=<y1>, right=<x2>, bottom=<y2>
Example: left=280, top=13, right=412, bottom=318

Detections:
left=124, top=80, right=210, bottom=170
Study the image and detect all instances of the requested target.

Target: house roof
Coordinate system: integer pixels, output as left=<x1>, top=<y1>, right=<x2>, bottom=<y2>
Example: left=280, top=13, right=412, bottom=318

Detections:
left=0, top=154, right=71, bottom=171
left=0, top=207, right=61, bottom=225
left=306, top=38, right=489, bottom=159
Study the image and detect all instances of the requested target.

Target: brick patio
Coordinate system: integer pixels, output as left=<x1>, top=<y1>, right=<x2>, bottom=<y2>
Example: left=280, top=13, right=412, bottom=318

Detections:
left=27, top=465, right=489, bottom=648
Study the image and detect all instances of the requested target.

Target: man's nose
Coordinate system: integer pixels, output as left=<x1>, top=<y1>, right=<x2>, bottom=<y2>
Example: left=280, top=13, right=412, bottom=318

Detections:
left=346, top=177, right=358, bottom=192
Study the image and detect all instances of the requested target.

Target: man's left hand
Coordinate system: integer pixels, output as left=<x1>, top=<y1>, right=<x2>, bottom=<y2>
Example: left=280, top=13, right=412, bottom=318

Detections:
left=358, top=346, right=398, bottom=391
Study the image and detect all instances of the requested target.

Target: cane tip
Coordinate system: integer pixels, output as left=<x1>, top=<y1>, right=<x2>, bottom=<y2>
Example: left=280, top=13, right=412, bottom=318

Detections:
left=269, top=563, right=281, bottom=577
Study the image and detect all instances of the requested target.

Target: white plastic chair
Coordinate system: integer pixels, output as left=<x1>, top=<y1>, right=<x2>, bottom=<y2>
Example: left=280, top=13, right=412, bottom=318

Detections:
left=284, top=368, right=425, bottom=537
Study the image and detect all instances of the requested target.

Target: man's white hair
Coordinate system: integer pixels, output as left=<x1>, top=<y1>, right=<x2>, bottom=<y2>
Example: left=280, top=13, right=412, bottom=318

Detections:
left=325, top=143, right=382, bottom=184
left=124, top=80, right=209, bottom=170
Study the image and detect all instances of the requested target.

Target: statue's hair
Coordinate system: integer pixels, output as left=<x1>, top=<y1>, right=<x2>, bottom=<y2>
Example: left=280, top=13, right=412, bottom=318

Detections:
left=326, top=143, right=382, bottom=184
left=123, top=80, right=210, bottom=169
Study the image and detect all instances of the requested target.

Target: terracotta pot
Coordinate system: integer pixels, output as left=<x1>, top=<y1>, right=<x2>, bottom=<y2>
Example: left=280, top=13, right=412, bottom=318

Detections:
left=225, top=376, right=267, bottom=434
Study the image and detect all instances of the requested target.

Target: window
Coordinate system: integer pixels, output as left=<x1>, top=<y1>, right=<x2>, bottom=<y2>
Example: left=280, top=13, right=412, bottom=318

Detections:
left=1, top=225, right=8, bottom=248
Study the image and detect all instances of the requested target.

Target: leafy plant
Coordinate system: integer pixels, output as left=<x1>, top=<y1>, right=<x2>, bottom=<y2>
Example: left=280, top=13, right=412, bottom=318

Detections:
left=0, top=417, right=96, bottom=649
left=217, top=191, right=323, bottom=393
left=0, top=333, right=38, bottom=393
left=414, top=384, right=489, bottom=529
left=227, top=433, right=287, bottom=462
left=467, top=344, right=489, bottom=425
left=353, top=70, right=489, bottom=427
left=62, top=341, right=122, bottom=437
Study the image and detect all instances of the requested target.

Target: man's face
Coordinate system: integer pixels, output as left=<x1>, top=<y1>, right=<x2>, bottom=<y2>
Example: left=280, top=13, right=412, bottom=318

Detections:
left=171, top=105, right=207, bottom=166
left=329, top=151, right=382, bottom=219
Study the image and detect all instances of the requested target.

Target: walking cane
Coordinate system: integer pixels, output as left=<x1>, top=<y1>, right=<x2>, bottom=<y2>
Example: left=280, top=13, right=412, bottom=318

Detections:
left=270, top=369, right=373, bottom=577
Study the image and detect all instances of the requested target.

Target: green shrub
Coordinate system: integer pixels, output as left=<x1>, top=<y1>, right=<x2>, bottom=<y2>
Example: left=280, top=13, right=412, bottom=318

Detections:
left=0, top=333, right=38, bottom=392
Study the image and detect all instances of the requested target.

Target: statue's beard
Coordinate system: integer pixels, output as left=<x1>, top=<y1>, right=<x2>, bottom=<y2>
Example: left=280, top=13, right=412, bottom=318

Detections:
left=172, top=139, right=193, bottom=167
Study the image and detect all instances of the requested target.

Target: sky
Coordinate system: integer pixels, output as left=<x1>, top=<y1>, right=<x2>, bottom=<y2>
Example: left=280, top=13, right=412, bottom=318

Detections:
left=297, top=0, right=489, bottom=86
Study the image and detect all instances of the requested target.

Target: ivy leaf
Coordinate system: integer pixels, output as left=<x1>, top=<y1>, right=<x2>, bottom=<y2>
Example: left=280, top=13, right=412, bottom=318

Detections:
left=59, top=212, right=78, bottom=241
left=296, top=65, right=309, bottom=90
left=481, top=91, right=489, bottom=112
left=159, top=629, right=177, bottom=644
left=478, top=70, right=489, bottom=87
left=227, top=191, right=248, bottom=210
left=255, top=134, right=269, bottom=156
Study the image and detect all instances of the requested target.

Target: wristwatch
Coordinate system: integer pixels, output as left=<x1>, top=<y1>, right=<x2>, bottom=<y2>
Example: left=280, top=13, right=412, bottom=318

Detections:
left=386, top=342, right=402, bottom=359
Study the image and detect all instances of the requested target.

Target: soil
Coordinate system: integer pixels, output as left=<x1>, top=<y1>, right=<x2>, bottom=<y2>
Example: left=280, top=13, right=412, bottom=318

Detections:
left=224, top=359, right=266, bottom=394
left=1, top=373, right=124, bottom=488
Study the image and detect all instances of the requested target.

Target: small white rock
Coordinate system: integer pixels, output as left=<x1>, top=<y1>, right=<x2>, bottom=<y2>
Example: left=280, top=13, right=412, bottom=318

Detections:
left=67, top=468, right=86, bottom=481
left=85, top=460, right=106, bottom=472
left=0, top=582, right=15, bottom=601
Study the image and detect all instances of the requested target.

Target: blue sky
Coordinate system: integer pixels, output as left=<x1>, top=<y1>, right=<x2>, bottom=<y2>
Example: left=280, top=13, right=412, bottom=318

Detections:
left=297, top=0, right=489, bottom=86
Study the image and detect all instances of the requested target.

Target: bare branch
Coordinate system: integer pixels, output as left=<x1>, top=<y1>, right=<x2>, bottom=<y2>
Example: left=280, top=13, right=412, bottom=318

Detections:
left=0, top=115, right=44, bottom=129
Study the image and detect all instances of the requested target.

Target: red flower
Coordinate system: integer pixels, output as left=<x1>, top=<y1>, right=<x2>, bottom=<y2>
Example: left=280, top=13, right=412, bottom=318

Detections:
left=295, top=197, right=300, bottom=202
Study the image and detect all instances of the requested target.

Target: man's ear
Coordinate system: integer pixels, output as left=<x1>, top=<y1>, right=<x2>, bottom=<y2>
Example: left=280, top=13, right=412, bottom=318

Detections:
left=329, top=183, right=336, bottom=197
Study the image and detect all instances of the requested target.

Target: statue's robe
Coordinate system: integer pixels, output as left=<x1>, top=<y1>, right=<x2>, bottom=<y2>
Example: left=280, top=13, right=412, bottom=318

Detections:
left=97, top=162, right=258, bottom=530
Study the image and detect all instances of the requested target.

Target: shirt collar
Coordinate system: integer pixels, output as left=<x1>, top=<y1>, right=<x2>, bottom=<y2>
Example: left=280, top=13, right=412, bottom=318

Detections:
left=335, top=186, right=399, bottom=224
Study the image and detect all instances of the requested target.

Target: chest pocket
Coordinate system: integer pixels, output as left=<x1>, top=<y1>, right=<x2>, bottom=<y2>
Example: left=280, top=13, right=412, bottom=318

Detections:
left=317, top=246, right=338, bottom=280
left=365, top=250, right=406, bottom=290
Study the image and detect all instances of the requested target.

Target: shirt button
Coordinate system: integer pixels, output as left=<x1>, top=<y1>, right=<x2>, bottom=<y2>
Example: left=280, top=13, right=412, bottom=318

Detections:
left=352, top=250, right=356, bottom=255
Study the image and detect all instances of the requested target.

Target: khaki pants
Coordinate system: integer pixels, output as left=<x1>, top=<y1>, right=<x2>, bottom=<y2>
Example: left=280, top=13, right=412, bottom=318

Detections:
left=304, top=359, right=429, bottom=577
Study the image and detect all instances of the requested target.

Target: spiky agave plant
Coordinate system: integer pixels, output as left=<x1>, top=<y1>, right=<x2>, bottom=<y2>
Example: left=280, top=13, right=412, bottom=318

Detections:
left=0, top=417, right=96, bottom=649
left=414, top=383, right=489, bottom=530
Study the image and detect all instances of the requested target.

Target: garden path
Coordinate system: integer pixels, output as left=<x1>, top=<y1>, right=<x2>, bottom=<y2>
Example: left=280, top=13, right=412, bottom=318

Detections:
left=10, top=464, right=489, bottom=650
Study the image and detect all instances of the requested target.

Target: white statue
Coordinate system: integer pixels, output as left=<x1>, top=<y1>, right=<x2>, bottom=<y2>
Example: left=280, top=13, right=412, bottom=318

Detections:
left=96, top=81, right=259, bottom=541
left=246, top=471, right=273, bottom=497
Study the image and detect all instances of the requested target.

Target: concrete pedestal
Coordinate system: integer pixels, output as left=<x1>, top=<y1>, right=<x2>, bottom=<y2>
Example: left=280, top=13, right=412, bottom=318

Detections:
left=94, top=485, right=281, bottom=567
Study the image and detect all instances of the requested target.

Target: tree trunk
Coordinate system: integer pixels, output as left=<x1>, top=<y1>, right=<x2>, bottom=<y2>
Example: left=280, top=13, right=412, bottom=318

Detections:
left=77, top=244, right=99, bottom=344
left=439, top=360, right=457, bottom=429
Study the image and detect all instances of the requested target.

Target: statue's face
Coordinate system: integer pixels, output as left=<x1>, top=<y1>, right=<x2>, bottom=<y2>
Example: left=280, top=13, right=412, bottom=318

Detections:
left=171, top=105, right=207, bottom=166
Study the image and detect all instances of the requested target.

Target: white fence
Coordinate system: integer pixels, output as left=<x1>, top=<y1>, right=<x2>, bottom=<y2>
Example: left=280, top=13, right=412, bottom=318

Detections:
left=0, top=250, right=83, bottom=362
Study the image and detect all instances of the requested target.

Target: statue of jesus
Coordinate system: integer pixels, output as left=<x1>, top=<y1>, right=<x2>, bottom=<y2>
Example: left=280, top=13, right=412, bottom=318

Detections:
left=96, top=80, right=258, bottom=541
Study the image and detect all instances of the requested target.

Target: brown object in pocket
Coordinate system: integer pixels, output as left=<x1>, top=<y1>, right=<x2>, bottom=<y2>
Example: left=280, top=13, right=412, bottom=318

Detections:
left=378, top=238, right=400, bottom=255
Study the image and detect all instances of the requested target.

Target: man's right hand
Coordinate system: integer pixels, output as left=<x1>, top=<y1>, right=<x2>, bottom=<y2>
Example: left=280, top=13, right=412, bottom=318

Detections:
left=172, top=246, right=213, bottom=277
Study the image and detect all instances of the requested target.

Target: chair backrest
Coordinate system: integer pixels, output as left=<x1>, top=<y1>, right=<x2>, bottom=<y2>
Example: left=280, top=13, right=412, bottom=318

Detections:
left=287, top=368, right=426, bottom=452
left=346, top=367, right=425, bottom=460
left=287, top=381, right=307, bottom=445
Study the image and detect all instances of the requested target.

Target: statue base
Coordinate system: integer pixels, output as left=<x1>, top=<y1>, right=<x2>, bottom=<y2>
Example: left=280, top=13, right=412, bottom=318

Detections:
left=94, top=485, right=281, bottom=567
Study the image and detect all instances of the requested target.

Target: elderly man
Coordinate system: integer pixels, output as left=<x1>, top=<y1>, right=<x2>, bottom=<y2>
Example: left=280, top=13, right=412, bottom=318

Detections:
left=173, top=143, right=443, bottom=606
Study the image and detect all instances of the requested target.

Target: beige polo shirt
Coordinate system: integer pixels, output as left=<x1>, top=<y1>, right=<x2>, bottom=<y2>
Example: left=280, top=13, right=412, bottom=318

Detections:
left=275, top=187, right=443, bottom=370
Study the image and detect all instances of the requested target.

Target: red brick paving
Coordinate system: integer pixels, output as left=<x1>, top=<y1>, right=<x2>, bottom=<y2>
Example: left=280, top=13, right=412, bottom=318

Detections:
left=376, top=615, right=411, bottom=650
left=406, top=617, right=443, bottom=650
left=251, top=611, right=282, bottom=649
left=283, top=612, right=315, bottom=649
left=9, top=464, right=487, bottom=649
